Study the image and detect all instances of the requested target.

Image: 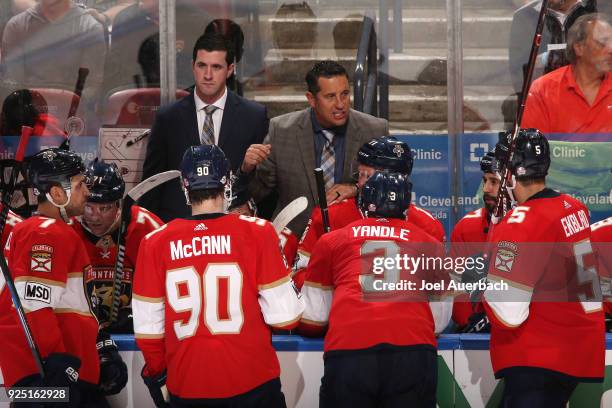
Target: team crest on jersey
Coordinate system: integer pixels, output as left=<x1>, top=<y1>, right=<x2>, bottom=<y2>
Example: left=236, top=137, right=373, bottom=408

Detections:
left=494, top=245, right=516, bottom=273
left=30, top=245, right=53, bottom=273
left=97, top=235, right=114, bottom=259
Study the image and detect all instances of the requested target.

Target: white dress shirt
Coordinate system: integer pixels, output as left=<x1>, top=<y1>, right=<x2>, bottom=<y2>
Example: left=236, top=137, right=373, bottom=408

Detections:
left=194, top=87, right=227, bottom=145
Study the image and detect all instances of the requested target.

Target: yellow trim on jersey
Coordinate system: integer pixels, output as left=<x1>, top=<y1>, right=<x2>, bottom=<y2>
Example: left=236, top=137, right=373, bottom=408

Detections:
left=303, top=281, right=333, bottom=290
left=489, top=275, right=533, bottom=293
left=270, top=314, right=302, bottom=328
left=133, top=293, right=165, bottom=303
left=14, top=276, right=66, bottom=288
left=300, top=317, right=328, bottom=326
left=297, top=249, right=311, bottom=258
left=487, top=305, right=523, bottom=329
left=54, top=308, right=95, bottom=317
left=258, top=275, right=290, bottom=291
left=135, top=333, right=165, bottom=339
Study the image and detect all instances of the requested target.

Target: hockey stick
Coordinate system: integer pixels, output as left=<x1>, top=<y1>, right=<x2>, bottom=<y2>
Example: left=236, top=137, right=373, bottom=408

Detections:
left=491, top=0, right=549, bottom=225
left=0, top=126, right=45, bottom=377
left=313, top=168, right=331, bottom=233
left=272, top=196, right=308, bottom=234
left=107, top=170, right=181, bottom=326
left=126, top=129, right=151, bottom=147
left=59, top=67, right=90, bottom=150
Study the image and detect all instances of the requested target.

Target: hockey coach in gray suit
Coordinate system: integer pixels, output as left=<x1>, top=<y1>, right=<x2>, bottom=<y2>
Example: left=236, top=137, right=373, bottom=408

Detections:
left=240, top=61, right=389, bottom=237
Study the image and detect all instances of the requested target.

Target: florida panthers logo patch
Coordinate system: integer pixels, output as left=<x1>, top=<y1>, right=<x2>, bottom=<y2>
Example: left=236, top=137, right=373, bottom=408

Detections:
left=30, top=245, right=53, bottom=273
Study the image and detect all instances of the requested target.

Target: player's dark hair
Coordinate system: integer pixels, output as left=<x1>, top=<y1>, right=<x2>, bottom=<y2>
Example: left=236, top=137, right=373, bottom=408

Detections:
left=192, top=32, right=234, bottom=66
left=567, top=13, right=608, bottom=64
left=305, top=60, right=349, bottom=95
left=188, top=187, right=224, bottom=206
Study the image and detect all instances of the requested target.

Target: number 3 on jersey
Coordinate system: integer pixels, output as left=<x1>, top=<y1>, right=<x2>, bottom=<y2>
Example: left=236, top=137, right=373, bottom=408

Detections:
left=167, top=264, right=244, bottom=339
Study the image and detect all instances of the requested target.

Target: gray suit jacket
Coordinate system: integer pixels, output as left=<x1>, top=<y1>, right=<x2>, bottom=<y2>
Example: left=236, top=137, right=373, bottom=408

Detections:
left=250, top=108, right=389, bottom=237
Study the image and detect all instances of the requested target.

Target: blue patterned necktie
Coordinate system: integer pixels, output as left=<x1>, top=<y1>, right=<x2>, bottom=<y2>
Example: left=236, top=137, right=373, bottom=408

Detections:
left=201, top=105, right=218, bottom=145
left=320, top=129, right=335, bottom=190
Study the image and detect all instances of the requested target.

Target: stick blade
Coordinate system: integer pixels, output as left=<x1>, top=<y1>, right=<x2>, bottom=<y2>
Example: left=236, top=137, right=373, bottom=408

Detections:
left=127, top=170, right=181, bottom=202
left=272, top=196, right=309, bottom=234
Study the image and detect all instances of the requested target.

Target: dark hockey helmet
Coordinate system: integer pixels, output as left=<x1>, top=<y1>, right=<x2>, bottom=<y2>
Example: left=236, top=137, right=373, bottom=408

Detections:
left=180, top=145, right=230, bottom=192
left=359, top=171, right=413, bottom=219
left=495, top=128, right=550, bottom=179
left=357, top=136, right=414, bottom=175
left=480, top=151, right=500, bottom=174
left=85, top=159, right=125, bottom=203
left=27, top=148, right=85, bottom=195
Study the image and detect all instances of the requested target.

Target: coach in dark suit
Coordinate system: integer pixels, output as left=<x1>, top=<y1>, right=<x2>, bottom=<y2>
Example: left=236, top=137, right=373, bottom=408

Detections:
left=241, top=61, right=388, bottom=236
left=140, top=32, right=268, bottom=221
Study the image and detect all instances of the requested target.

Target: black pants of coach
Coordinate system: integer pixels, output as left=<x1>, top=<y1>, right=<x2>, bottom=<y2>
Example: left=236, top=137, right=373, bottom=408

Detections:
left=169, top=378, right=286, bottom=408
left=320, top=346, right=438, bottom=408
left=500, top=369, right=578, bottom=408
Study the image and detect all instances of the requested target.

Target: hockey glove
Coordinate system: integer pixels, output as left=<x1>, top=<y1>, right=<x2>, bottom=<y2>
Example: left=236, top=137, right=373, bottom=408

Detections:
left=141, top=366, right=170, bottom=408
left=461, top=253, right=490, bottom=304
left=44, top=353, right=81, bottom=387
left=97, top=331, right=128, bottom=395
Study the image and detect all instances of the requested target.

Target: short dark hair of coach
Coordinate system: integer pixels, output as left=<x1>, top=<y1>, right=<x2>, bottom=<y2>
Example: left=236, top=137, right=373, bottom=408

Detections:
left=139, top=31, right=268, bottom=222
left=241, top=60, right=389, bottom=236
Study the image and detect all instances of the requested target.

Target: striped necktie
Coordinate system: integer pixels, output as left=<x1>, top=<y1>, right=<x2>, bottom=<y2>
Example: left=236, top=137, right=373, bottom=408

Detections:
left=320, top=129, right=335, bottom=190
left=201, top=105, right=218, bottom=145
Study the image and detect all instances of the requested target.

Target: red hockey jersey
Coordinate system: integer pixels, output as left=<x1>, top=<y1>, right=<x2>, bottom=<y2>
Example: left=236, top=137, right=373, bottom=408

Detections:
left=450, top=208, right=489, bottom=327
left=0, top=216, right=99, bottom=387
left=1, top=206, right=23, bottom=250
left=483, top=189, right=604, bottom=380
left=299, top=217, right=450, bottom=353
left=294, top=198, right=446, bottom=288
left=71, top=205, right=162, bottom=328
left=591, top=217, right=612, bottom=314
left=133, top=213, right=304, bottom=399
left=279, top=227, right=298, bottom=269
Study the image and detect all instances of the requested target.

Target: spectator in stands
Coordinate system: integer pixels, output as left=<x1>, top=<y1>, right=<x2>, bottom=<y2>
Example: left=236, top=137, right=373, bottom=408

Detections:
left=0, top=0, right=35, bottom=44
left=137, top=33, right=160, bottom=88
left=0, top=89, right=65, bottom=136
left=522, top=13, right=611, bottom=133
left=509, top=0, right=597, bottom=96
left=204, top=18, right=245, bottom=96
left=1, top=0, right=106, bottom=132
left=103, top=0, right=209, bottom=93
left=241, top=60, right=388, bottom=237
left=140, top=32, right=268, bottom=222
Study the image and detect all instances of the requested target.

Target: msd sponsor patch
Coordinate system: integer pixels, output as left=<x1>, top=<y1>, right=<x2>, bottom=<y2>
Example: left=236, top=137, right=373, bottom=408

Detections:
left=30, top=245, right=53, bottom=273
left=24, top=281, right=51, bottom=303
